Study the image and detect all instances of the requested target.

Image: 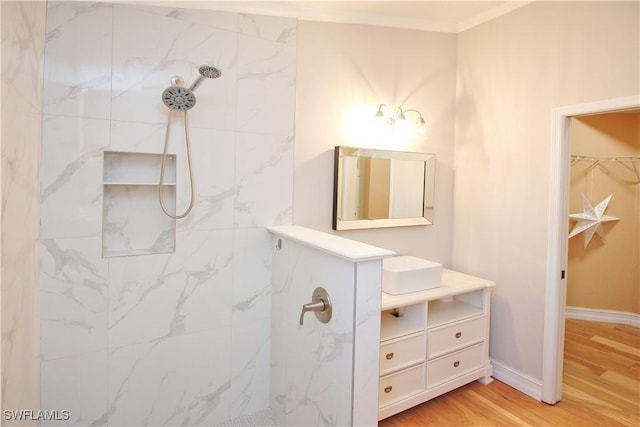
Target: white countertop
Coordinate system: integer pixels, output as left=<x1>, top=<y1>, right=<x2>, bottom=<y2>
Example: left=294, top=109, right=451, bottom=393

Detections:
left=381, top=268, right=496, bottom=310
left=268, top=225, right=396, bottom=262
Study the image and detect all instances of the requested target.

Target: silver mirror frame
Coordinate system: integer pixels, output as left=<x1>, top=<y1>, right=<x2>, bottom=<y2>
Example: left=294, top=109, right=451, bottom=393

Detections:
left=332, top=146, right=435, bottom=231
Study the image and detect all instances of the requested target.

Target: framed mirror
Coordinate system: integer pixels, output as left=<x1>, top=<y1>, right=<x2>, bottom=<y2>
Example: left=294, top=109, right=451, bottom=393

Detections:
left=332, top=146, right=435, bottom=230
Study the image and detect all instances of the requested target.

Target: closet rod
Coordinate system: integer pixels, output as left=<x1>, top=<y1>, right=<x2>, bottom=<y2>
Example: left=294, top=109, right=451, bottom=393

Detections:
left=570, top=154, right=640, bottom=184
left=570, top=154, right=640, bottom=162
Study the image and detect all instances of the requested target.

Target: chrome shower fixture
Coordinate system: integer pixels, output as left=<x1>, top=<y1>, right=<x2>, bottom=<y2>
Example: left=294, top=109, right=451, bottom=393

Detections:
left=162, top=86, right=196, bottom=111
left=158, top=64, right=222, bottom=220
left=188, top=65, right=222, bottom=91
left=161, top=64, right=222, bottom=111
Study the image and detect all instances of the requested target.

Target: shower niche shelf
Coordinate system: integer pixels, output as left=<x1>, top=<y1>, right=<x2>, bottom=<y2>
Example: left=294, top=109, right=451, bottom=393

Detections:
left=102, top=151, right=176, bottom=258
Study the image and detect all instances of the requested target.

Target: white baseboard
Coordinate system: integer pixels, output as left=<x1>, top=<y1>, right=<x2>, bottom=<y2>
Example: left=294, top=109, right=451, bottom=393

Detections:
left=490, top=359, right=542, bottom=401
left=565, top=306, right=640, bottom=328
left=491, top=309, right=638, bottom=404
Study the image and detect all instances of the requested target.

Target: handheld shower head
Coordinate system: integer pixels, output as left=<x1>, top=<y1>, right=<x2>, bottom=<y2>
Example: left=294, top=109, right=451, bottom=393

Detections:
left=188, top=65, right=222, bottom=91
left=162, top=85, right=196, bottom=111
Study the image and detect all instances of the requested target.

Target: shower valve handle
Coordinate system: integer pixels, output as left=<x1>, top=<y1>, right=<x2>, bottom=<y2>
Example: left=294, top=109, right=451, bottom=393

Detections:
left=299, top=287, right=332, bottom=326
left=299, top=300, right=325, bottom=325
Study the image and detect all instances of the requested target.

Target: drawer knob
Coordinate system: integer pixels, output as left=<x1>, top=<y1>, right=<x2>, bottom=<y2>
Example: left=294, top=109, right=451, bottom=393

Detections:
left=384, top=386, right=393, bottom=394
left=453, top=361, right=460, bottom=368
left=385, top=352, right=394, bottom=360
left=455, top=332, right=462, bottom=339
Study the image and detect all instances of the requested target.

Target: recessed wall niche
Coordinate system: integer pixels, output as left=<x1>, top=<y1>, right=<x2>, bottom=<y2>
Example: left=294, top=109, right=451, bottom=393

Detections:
left=102, top=151, right=176, bottom=257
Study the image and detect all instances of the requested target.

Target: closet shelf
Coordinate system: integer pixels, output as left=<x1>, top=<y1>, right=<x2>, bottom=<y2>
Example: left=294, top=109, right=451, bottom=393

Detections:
left=571, top=154, right=640, bottom=184
left=571, top=154, right=640, bottom=162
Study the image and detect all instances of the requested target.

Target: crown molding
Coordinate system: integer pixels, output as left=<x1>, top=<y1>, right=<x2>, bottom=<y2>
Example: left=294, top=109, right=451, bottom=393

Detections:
left=261, top=1, right=459, bottom=33
left=457, top=1, right=534, bottom=32
left=106, top=0, right=535, bottom=34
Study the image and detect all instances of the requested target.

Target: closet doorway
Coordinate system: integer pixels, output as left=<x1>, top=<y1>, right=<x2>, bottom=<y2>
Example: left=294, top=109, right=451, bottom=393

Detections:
left=562, top=112, right=639, bottom=420
left=566, top=113, right=639, bottom=323
left=542, top=95, right=639, bottom=405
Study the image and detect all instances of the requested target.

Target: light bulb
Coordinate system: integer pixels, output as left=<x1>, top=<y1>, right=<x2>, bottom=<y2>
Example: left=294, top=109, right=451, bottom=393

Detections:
left=395, top=116, right=410, bottom=137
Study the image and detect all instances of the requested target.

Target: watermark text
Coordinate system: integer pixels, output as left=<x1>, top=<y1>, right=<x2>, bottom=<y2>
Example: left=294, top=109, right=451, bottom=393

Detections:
left=3, top=409, right=70, bottom=421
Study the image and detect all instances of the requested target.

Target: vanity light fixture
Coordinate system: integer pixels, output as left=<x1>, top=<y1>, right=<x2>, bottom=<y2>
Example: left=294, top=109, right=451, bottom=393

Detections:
left=375, top=104, right=426, bottom=134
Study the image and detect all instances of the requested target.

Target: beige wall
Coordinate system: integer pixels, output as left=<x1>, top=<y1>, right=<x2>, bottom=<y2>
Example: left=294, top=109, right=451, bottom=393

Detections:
left=294, top=21, right=458, bottom=265
left=1, top=0, right=46, bottom=422
left=568, top=113, right=639, bottom=314
left=295, top=1, right=639, bottom=395
left=453, top=1, right=639, bottom=385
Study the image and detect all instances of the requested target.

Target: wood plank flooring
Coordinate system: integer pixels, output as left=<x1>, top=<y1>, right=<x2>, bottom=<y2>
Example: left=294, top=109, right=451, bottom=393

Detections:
left=378, top=319, right=639, bottom=426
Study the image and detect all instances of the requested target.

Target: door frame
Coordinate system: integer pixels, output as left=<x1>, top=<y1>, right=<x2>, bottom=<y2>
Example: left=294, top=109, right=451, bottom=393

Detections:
left=541, top=94, right=640, bottom=404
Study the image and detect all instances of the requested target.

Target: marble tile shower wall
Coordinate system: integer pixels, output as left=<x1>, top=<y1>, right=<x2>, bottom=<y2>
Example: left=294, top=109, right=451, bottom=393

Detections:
left=40, top=2, right=296, bottom=425
left=1, top=0, right=46, bottom=418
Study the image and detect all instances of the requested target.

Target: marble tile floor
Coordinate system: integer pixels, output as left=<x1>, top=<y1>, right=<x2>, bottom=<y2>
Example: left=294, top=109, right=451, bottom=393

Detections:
left=217, top=408, right=278, bottom=426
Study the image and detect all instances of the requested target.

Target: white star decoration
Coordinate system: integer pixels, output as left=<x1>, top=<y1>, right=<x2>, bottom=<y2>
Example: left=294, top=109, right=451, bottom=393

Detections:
left=569, top=194, right=620, bottom=248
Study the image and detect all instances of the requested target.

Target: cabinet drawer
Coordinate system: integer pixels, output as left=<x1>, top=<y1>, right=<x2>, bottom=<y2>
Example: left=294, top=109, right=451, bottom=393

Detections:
left=379, top=363, right=424, bottom=408
left=427, top=315, right=484, bottom=358
left=426, top=343, right=483, bottom=388
left=380, top=332, right=425, bottom=376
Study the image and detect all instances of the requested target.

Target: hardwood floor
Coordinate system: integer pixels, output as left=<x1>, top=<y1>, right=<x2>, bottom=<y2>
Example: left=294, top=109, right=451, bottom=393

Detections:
left=378, top=319, right=639, bottom=426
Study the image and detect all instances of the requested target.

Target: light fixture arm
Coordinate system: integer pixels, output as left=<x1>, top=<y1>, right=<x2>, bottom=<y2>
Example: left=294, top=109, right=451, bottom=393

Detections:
left=398, top=108, right=425, bottom=127
left=375, top=104, right=426, bottom=132
left=399, top=108, right=422, bottom=118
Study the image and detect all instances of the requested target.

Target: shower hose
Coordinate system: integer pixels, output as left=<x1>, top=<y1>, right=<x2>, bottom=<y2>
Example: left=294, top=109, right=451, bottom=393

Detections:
left=158, top=109, right=195, bottom=219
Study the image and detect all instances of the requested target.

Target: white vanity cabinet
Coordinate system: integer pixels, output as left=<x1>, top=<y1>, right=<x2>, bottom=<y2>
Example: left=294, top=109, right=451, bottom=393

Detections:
left=378, top=303, right=426, bottom=408
left=378, top=269, right=495, bottom=420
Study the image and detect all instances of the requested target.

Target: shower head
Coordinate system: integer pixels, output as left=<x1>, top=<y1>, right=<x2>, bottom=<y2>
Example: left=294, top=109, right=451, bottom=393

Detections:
left=161, top=65, right=221, bottom=111
left=188, top=65, right=222, bottom=91
left=200, top=65, right=222, bottom=78
left=162, top=85, right=196, bottom=111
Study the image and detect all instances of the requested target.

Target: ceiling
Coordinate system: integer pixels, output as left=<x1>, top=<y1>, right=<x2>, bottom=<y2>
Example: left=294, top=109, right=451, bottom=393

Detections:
left=135, top=0, right=535, bottom=33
